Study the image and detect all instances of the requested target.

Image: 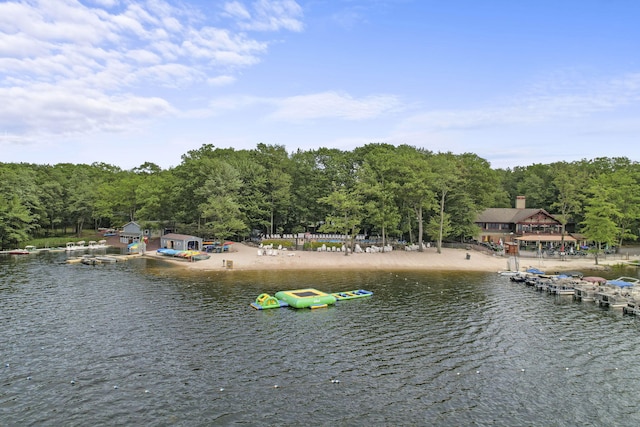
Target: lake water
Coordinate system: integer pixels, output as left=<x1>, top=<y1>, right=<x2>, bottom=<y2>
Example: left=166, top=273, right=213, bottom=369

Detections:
left=2, top=252, right=640, bottom=426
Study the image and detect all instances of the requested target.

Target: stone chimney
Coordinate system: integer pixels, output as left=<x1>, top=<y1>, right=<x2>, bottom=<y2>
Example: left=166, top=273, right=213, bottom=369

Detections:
left=516, top=196, right=526, bottom=209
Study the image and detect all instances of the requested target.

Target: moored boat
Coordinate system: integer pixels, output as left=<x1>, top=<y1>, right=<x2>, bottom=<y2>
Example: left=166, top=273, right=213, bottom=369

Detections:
left=596, top=277, right=640, bottom=309
left=573, top=276, right=607, bottom=302
left=498, top=270, right=520, bottom=276
left=582, top=276, right=607, bottom=284
left=8, top=249, right=30, bottom=255
left=606, top=276, right=640, bottom=286
left=65, top=241, right=87, bottom=251
left=546, top=275, right=579, bottom=295
left=623, top=299, right=640, bottom=316
left=87, top=240, right=108, bottom=249
left=509, top=272, right=529, bottom=283
left=574, top=282, right=600, bottom=302
left=548, top=282, right=577, bottom=296
left=81, top=256, right=99, bottom=265
left=535, top=279, right=550, bottom=292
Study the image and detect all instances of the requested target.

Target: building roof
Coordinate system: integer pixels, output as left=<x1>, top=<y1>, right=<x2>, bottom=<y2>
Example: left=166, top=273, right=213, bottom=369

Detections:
left=161, top=233, right=202, bottom=241
left=476, top=208, right=558, bottom=224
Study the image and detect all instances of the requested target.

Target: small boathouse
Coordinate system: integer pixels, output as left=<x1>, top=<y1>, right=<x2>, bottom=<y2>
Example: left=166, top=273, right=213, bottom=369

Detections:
left=160, top=233, right=203, bottom=251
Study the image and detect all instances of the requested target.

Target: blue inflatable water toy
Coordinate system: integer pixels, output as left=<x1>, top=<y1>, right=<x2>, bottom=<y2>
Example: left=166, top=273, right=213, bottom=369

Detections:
left=331, top=289, right=374, bottom=300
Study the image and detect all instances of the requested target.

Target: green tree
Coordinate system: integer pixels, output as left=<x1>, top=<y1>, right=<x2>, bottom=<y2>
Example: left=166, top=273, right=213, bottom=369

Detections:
left=55, top=164, right=101, bottom=236
left=356, top=144, right=402, bottom=247
left=289, top=148, right=352, bottom=234
left=581, top=177, right=621, bottom=265
left=229, top=153, right=269, bottom=235
left=393, top=146, right=435, bottom=250
left=195, top=159, right=248, bottom=239
left=603, top=168, right=640, bottom=248
left=133, top=165, right=174, bottom=222
left=429, top=153, right=460, bottom=254
left=549, top=162, right=585, bottom=252
left=0, top=194, right=36, bottom=249
left=513, top=163, right=555, bottom=211
left=318, top=186, right=363, bottom=255
left=172, top=144, right=222, bottom=225
left=0, top=164, right=43, bottom=237
left=37, top=166, right=66, bottom=235
left=425, top=211, right=452, bottom=245
left=252, top=144, right=292, bottom=236
left=448, top=153, right=499, bottom=242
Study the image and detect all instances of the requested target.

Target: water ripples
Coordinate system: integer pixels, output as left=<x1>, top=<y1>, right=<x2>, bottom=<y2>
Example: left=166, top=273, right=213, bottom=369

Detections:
left=3, top=255, right=640, bottom=425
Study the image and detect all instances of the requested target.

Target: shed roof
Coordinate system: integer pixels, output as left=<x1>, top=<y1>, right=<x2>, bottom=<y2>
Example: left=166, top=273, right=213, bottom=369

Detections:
left=162, top=233, right=201, bottom=240
left=121, top=221, right=141, bottom=228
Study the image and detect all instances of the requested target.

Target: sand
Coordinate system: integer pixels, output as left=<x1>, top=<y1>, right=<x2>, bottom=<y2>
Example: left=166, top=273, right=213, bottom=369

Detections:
left=143, top=242, right=634, bottom=274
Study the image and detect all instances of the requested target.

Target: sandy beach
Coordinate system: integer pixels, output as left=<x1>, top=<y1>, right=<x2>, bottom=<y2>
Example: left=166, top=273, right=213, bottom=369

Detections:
left=143, top=242, right=636, bottom=274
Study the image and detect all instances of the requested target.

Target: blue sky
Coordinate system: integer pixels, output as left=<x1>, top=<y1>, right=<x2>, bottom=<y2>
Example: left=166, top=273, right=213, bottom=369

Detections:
left=1, top=0, right=640, bottom=170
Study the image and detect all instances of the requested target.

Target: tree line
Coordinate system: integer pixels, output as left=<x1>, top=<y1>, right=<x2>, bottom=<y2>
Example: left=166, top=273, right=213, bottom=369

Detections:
left=1, top=143, right=639, bottom=252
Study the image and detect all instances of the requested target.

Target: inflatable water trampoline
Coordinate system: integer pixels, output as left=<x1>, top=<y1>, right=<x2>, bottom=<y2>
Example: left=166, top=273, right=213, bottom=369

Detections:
left=250, top=288, right=373, bottom=310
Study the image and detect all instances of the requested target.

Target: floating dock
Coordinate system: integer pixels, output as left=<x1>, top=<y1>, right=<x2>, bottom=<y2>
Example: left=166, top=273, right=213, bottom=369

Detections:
left=250, top=288, right=373, bottom=310
left=66, top=254, right=134, bottom=264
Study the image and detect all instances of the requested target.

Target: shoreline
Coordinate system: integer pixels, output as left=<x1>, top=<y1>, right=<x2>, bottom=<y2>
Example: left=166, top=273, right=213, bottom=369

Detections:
left=143, top=242, right=634, bottom=274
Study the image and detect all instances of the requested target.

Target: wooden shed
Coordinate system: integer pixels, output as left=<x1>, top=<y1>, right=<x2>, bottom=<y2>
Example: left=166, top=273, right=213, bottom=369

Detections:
left=120, top=221, right=143, bottom=244
left=160, top=233, right=203, bottom=251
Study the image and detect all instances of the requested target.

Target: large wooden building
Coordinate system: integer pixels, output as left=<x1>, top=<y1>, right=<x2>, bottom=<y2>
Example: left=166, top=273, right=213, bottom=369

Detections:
left=476, top=196, right=583, bottom=249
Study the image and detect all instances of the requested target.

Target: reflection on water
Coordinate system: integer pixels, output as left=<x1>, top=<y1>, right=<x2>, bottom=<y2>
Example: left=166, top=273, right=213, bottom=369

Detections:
left=2, top=253, right=640, bottom=426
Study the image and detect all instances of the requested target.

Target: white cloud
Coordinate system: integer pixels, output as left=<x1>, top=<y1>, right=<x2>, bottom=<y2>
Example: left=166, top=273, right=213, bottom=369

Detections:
left=0, top=33, right=49, bottom=57
left=0, top=82, right=173, bottom=133
left=137, top=63, right=207, bottom=88
left=125, top=48, right=162, bottom=65
left=207, top=94, right=262, bottom=111
left=399, top=72, right=640, bottom=133
left=204, top=91, right=403, bottom=121
left=207, top=75, right=236, bottom=86
left=88, top=0, right=119, bottom=7
left=224, top=0, right=304, bottom=32
left=223, top=1, right=252, bottom=20
left=0, top=0, right=302, bottom=145
left=269, top=91, right=403, bottom=120
left=181, top=27, right=267, bottom=65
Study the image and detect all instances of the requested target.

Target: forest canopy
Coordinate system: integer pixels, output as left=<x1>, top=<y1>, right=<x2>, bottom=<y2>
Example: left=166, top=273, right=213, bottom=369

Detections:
left=1, top=143, right=639, bottom=251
